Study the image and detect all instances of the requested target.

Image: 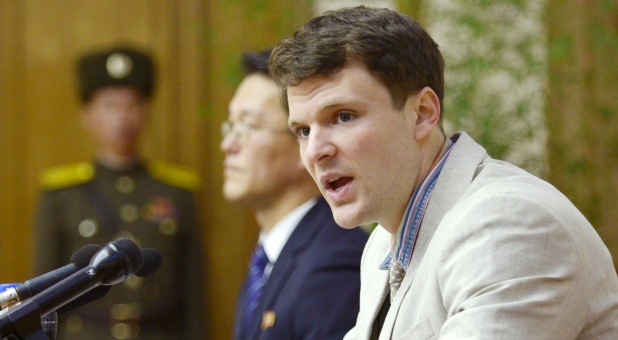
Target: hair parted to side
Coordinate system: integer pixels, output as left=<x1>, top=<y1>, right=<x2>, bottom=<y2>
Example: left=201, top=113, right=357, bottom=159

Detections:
left=269, top=6, right=445, bottom=129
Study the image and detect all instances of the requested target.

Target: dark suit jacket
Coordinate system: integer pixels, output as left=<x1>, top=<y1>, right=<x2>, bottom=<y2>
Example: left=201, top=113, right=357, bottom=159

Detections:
left=234, top=197, right=368, bottom=340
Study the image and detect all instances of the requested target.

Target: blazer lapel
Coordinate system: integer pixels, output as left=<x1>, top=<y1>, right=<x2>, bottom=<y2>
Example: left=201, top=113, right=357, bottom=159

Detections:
left=351, top=226, right=391, bottom=339
left=362, top=258, right=390, bottom=339
left=246, top=255, right=297, bottom=338
left=380, top=132, right=488, bottom=338
left=246, top=198, right=327, bottom=339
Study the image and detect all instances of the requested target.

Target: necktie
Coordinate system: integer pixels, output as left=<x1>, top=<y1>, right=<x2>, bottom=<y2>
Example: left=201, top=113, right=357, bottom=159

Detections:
left=389, top=261, right=405, bottom=302
left=242, top=243, right=270, bottom=335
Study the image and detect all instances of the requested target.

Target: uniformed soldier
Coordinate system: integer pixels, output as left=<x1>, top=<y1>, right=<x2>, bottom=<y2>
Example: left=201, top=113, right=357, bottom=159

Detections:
left=33, top=46, right=205, bottom=339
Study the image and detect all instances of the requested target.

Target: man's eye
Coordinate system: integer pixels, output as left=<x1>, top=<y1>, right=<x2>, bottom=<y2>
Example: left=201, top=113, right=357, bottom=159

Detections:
left=295, top=127, right=310, bottom=140
left=337, top=112, right=353, bottom=123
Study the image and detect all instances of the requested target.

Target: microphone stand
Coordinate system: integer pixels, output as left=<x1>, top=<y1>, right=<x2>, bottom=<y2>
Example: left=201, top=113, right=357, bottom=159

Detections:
left=40, top=311, right=57, bottom=340
left=0, top=300, right=49, bottom=339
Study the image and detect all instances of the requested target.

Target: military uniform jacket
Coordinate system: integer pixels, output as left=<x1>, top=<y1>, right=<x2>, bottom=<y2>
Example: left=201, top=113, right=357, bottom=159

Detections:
left=34, top=160, right=205, bottom=339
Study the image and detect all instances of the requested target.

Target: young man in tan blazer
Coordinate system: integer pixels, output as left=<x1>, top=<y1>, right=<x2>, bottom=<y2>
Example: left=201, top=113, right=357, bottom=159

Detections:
left=269, top=6, right=618, bottom=339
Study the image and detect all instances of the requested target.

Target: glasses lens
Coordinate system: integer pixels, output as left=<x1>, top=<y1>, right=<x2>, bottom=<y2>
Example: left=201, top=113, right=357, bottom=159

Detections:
left=221, top=121, right=232, bottom=138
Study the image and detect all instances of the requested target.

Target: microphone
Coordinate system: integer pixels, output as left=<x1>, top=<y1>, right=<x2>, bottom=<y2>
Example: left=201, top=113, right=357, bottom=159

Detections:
left=0, top=244, right=102, bottom=311
left=55, top=285, right=111, bottom=316
left=0, top=238, right=142, bottom=338
left=135, top=248, right=163, bottom=277
left=56, top=247, right=163, bottom=316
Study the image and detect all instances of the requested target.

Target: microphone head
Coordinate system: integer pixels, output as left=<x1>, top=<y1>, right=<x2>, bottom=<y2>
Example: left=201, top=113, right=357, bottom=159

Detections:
left=70, top=244, right=103, bottom=269
left=113, top=238, right=143, bottom=272
left=90, top=238, right=143, bottom=285
left=136, top=248, right=163, bottom=277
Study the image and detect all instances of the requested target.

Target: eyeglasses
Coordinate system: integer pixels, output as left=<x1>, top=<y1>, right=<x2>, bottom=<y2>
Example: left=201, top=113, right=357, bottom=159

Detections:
left=220, top=120, right=292, bottom=142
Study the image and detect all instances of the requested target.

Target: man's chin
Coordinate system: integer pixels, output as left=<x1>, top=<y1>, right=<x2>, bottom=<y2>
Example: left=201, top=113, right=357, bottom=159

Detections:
left=332, top=209, right=364, bottom=229
left=222, top=186, right=245, bottom=203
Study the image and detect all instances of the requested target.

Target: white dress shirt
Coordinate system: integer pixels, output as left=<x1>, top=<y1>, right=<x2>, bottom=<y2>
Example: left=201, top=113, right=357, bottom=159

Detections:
left=258, top=197, right=318, bottom=277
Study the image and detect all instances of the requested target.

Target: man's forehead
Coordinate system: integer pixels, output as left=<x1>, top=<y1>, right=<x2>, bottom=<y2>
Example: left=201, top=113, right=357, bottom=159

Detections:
left=228, top=107, right=263, bottom=121
left=287, top=62, right=374, bottom=101
left=287, top=78, right=338, bottom=118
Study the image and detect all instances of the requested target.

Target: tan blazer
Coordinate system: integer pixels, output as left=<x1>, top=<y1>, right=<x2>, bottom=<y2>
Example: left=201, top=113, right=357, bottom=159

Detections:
left=346, top=132, right=618, bottom=339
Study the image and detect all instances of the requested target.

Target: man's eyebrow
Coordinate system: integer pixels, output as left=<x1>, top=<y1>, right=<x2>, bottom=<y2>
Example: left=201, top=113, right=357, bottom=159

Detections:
left=235, top=109, right=264, bottom=121
left=320, top=96, right=358, bottom=110
left=288, top=118, right=302, bottom=128
left=287, top=95, right=366, bottom=125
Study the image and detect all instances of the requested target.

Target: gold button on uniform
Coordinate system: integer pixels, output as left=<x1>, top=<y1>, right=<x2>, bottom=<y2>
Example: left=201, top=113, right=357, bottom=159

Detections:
left=64, top=315, right=83, bottom=334
left=110, top=303, right=142, bottom=339
left=158, top=218, right=178, bottom=235
left=110, top=322, right=139, bottom=340
left=111, top=303, right=142, bottom=320
left=119, top=203, right=139, bottom=223
left=123, top=275, right=143, bottom=290
left=115, top=176, right=136, bottom=194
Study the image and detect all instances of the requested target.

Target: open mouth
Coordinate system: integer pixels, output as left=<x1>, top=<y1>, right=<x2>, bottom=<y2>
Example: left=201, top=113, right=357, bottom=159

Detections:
left=328, top=177, right=352, bottom=192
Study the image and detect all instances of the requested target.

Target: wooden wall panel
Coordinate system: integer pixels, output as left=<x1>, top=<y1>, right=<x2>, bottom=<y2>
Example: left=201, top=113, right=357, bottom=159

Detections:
left=0, top=0, right=29, bottom=283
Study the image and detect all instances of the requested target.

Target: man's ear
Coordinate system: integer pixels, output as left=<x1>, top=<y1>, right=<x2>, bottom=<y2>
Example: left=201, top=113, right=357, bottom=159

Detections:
left=412, top=87, right=440, bottom=141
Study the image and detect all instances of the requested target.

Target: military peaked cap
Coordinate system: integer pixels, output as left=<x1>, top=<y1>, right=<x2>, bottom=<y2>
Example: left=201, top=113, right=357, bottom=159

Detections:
left=77, top=46, right=154, bottom=101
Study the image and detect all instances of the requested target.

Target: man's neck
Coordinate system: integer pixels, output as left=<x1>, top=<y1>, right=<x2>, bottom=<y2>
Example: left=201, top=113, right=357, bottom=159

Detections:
left=95, top=150, right=139, bottom=171
left=254, top=188, right=319, bottom=234
left=382, top=132, right=447, bottom=234
left=414, top=131, right=447, bottom=190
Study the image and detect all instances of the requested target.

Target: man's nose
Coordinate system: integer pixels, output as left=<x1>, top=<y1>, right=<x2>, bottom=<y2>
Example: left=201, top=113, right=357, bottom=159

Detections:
left=303, top=126, right=336, bottom=165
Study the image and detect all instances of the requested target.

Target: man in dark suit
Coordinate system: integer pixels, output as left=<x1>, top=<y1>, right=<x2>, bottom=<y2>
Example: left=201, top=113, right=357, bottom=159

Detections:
left=221, top=49, right=368, bottom=340
left=34, top=45, right=205, bottom=339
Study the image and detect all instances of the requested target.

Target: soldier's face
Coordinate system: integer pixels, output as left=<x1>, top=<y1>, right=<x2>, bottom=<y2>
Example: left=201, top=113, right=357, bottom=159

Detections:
left=220, top=74, right=304, bottom=208
left=82, top=86, right=150, bottom=157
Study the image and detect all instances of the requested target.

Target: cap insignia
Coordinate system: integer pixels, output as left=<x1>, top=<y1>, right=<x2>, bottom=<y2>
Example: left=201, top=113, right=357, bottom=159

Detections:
left=106, top=52, right=133, bottom=79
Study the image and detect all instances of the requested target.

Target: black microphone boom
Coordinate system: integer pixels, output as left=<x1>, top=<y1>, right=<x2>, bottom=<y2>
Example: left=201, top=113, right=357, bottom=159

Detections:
left=55, top=285, right=112, bottom=316
left=0, top=244, right=102, bottom=311
left=56, top=247, right=163, bottom=316
left=0, top=238, right=142, bottom=338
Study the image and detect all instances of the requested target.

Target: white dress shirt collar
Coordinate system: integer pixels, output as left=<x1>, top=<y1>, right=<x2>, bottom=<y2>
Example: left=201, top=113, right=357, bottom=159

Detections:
left=259, top=197, right=318, bottom=266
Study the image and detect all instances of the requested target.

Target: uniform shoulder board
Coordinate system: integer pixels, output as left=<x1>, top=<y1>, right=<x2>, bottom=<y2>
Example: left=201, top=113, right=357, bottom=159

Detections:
left=39, top=162, right=95, bottom=190
left=148, top=161, right=201, bottom=191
